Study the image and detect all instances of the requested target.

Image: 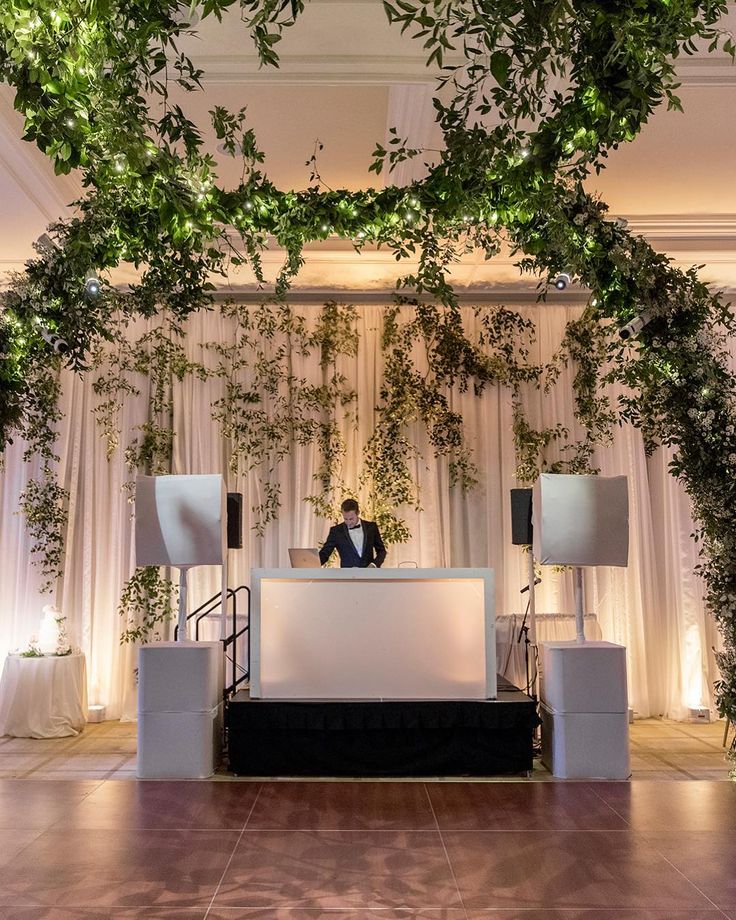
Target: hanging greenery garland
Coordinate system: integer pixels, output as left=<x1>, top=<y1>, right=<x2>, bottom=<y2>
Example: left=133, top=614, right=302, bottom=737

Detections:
left=1, top=0, right=736, bottom=752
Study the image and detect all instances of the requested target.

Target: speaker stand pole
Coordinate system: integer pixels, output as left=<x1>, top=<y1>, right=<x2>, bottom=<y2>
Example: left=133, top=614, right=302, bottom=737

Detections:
left=221, top=554, right=228, bottom=640
left=574, top=566, right=586, bottom=643
left=177, top=565, right=191, bottom=642
left=527, top=549, right=537, bottom=647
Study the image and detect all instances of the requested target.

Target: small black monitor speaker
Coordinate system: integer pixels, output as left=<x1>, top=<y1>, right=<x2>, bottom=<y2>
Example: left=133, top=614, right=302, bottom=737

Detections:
left=227, top=492, right=243, bottom=549
left=510, top=488, right=533, bottom=545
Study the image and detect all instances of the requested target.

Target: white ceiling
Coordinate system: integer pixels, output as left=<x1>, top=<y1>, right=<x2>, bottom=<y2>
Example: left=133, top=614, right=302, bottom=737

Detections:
left=2, top=0, right=736, bottom=294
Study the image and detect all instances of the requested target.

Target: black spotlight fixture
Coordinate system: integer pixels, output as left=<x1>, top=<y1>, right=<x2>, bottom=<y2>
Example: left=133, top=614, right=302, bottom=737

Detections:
left=84, top=272, right=101, bottom=297
left=618, top=310, right=653, bottom=341
left=554, top=272, right=571, bottom=291
left=40, top=328, right=70, bottom=355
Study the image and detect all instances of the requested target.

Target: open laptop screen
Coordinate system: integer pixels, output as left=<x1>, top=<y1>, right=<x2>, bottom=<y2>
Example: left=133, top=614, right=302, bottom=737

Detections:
left=288, top=548, right=321, bottom=568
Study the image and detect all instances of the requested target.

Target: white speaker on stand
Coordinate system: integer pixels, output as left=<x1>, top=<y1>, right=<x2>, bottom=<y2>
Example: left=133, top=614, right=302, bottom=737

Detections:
left=533, top=474, right=631, bottom=779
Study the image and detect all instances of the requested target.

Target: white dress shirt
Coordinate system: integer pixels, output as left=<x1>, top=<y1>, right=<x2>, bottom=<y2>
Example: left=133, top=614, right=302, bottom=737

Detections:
left=348, top=520, right=364, bottom=557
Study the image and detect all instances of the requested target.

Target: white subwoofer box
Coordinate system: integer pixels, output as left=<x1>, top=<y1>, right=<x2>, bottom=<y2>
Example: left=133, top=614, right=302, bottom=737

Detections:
left=539, top=640, right=630, bottom=780
left=138, top=705, right=224, bottom=779
left=137, top=641, right=224, bottom=779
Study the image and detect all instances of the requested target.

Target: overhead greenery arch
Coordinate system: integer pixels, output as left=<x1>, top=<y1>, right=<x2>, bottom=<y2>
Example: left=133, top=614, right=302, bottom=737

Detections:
left=1, top=0, right=736, bottom=747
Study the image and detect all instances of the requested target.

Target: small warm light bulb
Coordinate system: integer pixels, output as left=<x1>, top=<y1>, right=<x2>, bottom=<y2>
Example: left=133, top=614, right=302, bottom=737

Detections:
left=321, top=223, right=329, bottom=233
left=244, top=201, right=253, bottom=210
left=357, top=231, right=366, bottom=239
left=409, top=197, right=419, bottom=207
left=113, top=156, right=126, bottom=174
left=519, top=146, right=530, bottom=159
left=65, top=117, right=76, bottom=128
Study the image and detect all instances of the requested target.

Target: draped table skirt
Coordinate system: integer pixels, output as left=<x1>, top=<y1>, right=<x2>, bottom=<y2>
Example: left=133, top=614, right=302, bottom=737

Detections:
left=0, top=652, right=88, bottom=738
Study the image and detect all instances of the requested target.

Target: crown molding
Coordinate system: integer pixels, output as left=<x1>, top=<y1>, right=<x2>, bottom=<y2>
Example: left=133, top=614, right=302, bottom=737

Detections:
left=624, top=214, right=736, bottom=249
left=195, top=48, right=736, bottom=87
left=198, top=53, right=440, bottom=85
left=675, top=55, right=736, bottom=87
left=212, top=288, right=589, bottom=304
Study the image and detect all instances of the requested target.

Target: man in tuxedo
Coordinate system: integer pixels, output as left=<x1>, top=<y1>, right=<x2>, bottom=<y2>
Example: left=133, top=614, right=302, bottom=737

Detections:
left=319, top=498, right=387, bottom=568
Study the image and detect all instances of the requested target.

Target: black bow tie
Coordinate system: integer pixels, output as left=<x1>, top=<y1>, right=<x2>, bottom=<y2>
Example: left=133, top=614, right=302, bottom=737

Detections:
left=349, top=524, right=361, bottom=530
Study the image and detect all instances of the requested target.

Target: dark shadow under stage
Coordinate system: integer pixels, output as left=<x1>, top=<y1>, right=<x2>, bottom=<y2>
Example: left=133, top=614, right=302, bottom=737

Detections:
left=226, top=676, right=538, bottom=777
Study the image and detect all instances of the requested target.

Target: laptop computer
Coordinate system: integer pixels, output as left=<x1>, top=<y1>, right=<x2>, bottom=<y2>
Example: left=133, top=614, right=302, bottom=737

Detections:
left=288, top=548, right=321, bottom=568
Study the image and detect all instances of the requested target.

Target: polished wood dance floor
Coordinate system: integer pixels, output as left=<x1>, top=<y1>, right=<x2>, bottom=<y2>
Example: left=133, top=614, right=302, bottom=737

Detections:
left=0, top=720, right=732, bottom=918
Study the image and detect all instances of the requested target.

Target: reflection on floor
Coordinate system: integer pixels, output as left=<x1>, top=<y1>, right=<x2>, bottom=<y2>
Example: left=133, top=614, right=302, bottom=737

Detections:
left=0, top=720, right=734, bottom=918
left=0, top=773, right=735, bottom=917
left=0, top=717, right=732, bottom=781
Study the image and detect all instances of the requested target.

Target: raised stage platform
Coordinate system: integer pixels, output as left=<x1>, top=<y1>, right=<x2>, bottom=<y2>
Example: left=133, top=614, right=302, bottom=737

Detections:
left=226, top=676, right=538, bottom=776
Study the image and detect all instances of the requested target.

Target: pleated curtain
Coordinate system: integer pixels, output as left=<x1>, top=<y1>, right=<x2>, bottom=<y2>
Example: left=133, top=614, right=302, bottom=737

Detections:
left=0, top=302, right=721, bottom=721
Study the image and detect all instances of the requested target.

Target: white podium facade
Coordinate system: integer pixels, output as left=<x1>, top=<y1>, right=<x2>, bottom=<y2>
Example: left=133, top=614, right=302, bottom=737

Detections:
left=137, top=641, right=224, bottom=779
left=251, top=568, right=496, bottom=700
left=539, top=640, right=630, bottom=779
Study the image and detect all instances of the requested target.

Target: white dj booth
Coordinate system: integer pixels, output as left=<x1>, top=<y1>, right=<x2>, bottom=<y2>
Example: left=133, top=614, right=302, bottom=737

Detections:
left=250, top=567, right=496, bottom=700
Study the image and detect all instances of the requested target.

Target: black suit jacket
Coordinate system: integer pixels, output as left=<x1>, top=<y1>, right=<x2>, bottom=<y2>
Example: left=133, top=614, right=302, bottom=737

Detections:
left=319, top=520, right=387, bottom=568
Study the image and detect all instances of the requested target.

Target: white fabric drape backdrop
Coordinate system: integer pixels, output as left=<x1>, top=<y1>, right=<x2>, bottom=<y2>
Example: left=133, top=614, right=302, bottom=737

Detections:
left=0, top=303, right=722, bottom=721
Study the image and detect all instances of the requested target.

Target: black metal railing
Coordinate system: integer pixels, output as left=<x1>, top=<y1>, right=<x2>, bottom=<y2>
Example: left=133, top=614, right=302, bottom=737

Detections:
left=173, top=584, right=250, bottom=698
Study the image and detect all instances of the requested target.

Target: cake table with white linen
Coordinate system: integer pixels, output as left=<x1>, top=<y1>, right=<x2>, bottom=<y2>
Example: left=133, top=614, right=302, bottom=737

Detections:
left=0, top=651, right=88, bottom=738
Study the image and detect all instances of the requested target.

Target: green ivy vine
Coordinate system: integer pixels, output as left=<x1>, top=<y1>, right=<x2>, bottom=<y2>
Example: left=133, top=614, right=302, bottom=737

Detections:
left=1, top=0, right=736, bottom=758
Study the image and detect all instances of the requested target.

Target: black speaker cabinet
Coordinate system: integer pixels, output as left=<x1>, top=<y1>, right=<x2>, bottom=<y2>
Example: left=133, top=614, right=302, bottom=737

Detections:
left=227, top=492, right=243, bottom=549
left=510, top=488, right=533, bottom=545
